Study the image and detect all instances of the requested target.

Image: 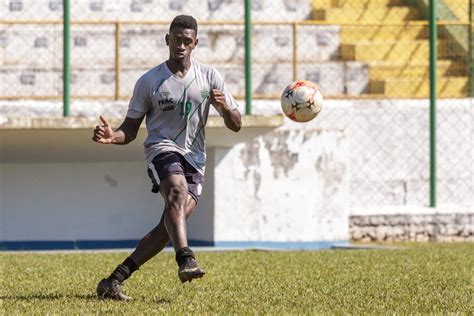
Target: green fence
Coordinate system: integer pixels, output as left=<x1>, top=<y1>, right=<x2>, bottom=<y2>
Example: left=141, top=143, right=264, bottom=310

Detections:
left=1, top=0, right=472, bottom=101
left=0, top=0, right=472, bottom=209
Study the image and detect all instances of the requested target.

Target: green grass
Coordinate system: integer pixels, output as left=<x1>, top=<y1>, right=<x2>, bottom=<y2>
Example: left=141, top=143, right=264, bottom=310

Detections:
left=1, top=243, right=473, bottom=314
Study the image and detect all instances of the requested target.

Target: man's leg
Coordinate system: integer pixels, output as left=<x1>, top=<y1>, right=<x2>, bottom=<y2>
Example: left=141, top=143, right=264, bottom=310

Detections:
left=97, top=195, right=196, bottom=300
left=159, top=174, right=205, bottom=283
left=130, top=195, right=196, bottom=266
left=159, top=173, right=190, bottom=251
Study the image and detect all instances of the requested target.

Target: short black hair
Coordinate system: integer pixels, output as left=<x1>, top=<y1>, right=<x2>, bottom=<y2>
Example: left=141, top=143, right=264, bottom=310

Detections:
left=169, top=15, right=198, bottom=34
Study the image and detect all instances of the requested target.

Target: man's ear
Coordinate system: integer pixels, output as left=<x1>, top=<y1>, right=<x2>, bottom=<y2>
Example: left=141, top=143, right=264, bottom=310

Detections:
left=165, top=34, right=169, bottom=46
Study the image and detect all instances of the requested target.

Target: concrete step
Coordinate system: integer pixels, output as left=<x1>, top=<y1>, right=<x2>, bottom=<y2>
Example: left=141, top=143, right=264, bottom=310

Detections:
left=341, top=40, right=466, bottom=62
left=313, top=0, right=407, bottom=9
left=340, top=25, right=428, bottom=42
left=313, top=6, right=420, bottom=22
left=368, top=61, right=468, bottom=78
left=0, top=24, right=342, bottom=68
left=338, top=0, right=407, bottom=7
left=369, top=77, right=468, bottom=98
left=2, top=1, right=311, bottom=21
left=443, top=0, right=469, bottom=21
left=0, top=61, right=369, bottom=99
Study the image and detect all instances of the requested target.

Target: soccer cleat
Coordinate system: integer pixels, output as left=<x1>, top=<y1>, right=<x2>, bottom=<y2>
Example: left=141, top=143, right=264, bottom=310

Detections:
left=178, top=257, right=205, bottom=283
left=96, top=278, right=132, bottom=301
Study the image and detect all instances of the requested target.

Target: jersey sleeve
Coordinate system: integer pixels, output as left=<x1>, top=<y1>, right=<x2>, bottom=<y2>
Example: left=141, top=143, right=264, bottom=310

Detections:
left=209, top=68, right=239, bottom=116
left=126, top=75, right=151, bottom=118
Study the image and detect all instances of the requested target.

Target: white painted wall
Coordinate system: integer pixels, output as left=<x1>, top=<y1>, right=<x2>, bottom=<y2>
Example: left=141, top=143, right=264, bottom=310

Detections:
left=0, top=161, right=161, bottom=241
left=211, top=128, right=348, bottom=243
left=1, top=97, right=471, bottom=215
left=2, top=97, right=472, bottom=248
left=0, top=121, right=349, bottom=248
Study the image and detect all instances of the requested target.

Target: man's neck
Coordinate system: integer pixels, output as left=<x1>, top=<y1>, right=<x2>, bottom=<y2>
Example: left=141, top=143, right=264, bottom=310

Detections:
left=166, top=58, right=192, bottom=78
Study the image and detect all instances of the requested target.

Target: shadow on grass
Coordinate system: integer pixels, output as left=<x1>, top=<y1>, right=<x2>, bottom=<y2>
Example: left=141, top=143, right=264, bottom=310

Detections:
left=0, top=294, right=98, bottom=301
left=154, top=297, right=171, bottom=304
left=1, top=294, right=172, bottom=304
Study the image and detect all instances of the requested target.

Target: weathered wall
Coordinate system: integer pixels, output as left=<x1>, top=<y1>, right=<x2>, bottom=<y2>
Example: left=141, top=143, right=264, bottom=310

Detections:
left=1, top=14, right=368, bottom=98
left=211, top=127, right=348, bottom=245
left=2, top=98, right=472, bottom=209
left=350, top=212, right=473, bottom=242
left=251, top=98, right=474, bottom=209
left=1, top=97, right=472, bottom=248
left=0, top=114, right=349, bottom=249
left=0, top=0, right=314, bottom=21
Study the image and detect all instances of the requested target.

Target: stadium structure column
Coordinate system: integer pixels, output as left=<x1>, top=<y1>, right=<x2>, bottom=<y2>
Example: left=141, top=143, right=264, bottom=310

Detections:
left=63, top=0, right=71, bottom=117
left=429, top=0, right=437, bottom=207
left=470, top=0, right=473, bottom=96
left=244, top=0, right=252, bottom=115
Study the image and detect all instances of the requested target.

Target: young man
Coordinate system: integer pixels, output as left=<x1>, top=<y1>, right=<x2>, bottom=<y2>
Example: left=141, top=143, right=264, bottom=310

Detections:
left=92, top=15, right=242, bottom=301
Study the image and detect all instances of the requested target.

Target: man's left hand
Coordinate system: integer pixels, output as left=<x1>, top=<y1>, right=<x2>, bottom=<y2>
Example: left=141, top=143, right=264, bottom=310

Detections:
left=210, top=89, right=228, bottom=113
left=209, top=89, right=241, bottom=132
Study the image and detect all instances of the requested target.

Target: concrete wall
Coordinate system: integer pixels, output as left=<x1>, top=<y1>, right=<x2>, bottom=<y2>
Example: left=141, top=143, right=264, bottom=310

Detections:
left=0, top=0, right=313, bottom=21
left=2, top=97, right=472, bottom=209
left=1, top=61, right=367, bottom=98
left=273, top=97, right=472, bottom=243
left=258, top=98, right=474, bottom=209
left=0, top=22, right=369, bottom=98
left=0, top=114, right=349, bottom=249
left=1, top=24, right=341, bottom=66
left=350, top=208, right=473, bottom=242
left=210, top=127, right=348, bottom=245
left=1, top=97, right=472, bottom=249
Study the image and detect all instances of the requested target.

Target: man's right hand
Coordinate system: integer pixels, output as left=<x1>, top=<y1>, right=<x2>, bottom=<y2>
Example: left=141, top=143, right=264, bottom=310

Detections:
left=92, top=116, right=114, bottom=144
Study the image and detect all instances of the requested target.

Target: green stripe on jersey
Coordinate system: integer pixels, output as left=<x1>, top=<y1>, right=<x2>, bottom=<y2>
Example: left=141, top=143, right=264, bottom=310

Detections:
left=152, top=79, right=165, bottom=95
left=176, top=76, right=197, bottom=104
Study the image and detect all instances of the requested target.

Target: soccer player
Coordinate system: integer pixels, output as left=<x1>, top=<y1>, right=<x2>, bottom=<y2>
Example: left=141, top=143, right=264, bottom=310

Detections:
left=92, top=15, right=242, bottom=301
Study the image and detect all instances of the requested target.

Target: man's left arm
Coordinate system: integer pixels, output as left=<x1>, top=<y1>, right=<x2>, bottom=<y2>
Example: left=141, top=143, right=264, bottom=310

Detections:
left=210, top=89, right=242, bottom=132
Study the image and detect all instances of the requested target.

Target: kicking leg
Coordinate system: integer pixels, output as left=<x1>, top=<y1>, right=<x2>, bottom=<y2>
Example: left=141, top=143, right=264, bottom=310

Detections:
left=159, top=174, right=205, bottom=282
left=97, top=195, right=196, bottom=300
left=130, top=195, right=196, bottom=266
left=159, top=173, right=190, bottom=251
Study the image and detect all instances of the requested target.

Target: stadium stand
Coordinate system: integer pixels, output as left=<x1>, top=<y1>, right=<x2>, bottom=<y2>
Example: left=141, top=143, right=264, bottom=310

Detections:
left=0, top=0, right=363, bottom=98
left=313, top=0, right=469, bottom=98
left=0, top=0, right=470, bottom=99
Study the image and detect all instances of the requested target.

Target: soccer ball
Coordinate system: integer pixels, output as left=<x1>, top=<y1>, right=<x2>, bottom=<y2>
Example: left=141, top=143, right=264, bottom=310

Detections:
left=280, top=80, right=323, bottom=122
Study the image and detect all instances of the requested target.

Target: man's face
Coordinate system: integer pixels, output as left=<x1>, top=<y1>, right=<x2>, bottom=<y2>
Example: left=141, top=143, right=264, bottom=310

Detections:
left=166, top=27, right=198, bottom=62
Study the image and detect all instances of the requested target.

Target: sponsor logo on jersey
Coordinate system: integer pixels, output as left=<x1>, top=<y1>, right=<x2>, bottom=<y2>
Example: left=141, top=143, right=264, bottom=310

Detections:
left=156, top=91, right=175, bottom=111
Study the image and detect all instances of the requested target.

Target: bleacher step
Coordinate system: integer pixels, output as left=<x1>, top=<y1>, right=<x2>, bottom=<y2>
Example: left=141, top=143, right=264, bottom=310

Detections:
left=368, top=60, right=466, bottom=78
left=341, top=40, right=465, bottom=62
left=313, top=7, right=420, bottom=22
left=314, top=0, right=407, bottom=9
left=370, top=77, right=468, bottom=98
left=340, top=25, right=428, bottom=42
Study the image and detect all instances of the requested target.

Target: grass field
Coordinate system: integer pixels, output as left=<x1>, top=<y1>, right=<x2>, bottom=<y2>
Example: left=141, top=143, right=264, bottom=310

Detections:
left=1, top=243, right=473, bottom=314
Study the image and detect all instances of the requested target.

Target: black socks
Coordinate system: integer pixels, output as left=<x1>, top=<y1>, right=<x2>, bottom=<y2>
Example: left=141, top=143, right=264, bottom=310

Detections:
left=108, top=257, right=139, bottom=283
left=176, top=247, right=194, bottom=266
left=107, top=249, right=194, bottom=282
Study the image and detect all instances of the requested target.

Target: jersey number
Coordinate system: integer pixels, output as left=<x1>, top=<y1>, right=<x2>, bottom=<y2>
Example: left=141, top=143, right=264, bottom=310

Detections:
left=179, top=100, right=192, bottom=116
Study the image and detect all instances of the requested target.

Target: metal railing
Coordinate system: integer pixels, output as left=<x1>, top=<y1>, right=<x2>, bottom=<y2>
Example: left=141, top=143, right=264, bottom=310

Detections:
left=0, top=0, right=472, bottom=210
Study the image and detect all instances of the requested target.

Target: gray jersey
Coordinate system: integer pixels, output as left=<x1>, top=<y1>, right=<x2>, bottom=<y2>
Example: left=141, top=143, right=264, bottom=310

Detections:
left=126, top=59, right=238, bottom=174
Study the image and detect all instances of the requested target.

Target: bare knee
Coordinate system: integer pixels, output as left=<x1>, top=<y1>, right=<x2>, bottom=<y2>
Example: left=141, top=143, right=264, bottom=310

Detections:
left=166, top=184, right=188, bottom=213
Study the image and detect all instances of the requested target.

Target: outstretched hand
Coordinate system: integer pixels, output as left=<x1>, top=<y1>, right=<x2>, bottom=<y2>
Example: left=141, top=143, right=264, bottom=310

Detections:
left=92, top=116, right=114, bottom=144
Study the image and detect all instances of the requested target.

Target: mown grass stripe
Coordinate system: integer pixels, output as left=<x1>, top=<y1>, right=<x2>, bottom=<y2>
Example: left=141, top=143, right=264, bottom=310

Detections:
left=1, top=243, right=472, bottom=314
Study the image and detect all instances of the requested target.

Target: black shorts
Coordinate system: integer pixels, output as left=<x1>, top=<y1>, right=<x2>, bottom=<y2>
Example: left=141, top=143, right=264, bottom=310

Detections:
left=147, top=151, right=204, bottom=203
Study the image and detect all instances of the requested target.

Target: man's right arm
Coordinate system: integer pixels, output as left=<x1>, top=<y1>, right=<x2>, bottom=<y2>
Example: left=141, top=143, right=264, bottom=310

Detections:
left=92, top=115, right=144, bottom=145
